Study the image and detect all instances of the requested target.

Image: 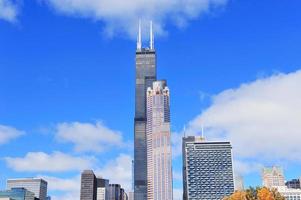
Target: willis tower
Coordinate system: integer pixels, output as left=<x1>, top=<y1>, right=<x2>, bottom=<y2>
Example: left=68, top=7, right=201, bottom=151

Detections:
left=134, top=21, right=156, bottom=200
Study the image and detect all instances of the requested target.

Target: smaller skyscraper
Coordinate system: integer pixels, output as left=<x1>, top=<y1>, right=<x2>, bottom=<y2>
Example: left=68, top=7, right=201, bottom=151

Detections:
left=7, top=178, right=47, bottom=200
left=0, top=188, right=35, bottom=200
left=182, top=136, right=234, bottom=200
left=262, top=166, right=285, bottom=188
left=80, top=170, right=97, bottom=200
left=146, top=80, right=173, bottom=200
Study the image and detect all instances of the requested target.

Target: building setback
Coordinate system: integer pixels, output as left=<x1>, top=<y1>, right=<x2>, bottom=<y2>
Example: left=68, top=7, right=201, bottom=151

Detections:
left=134, top=21, right=157, bottom=200
left=7, top=178, right=47, bottom=200
left=182, top=136, right=234, bottom=200
left=146, top=81, right=172, bottom=200
left=80, top=170, right=97, bottom=200
left=97, top=178, right=109, bottom=200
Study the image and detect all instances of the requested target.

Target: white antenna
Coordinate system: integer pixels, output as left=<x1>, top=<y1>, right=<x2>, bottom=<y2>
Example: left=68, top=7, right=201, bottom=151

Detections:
left=137, top=20, right=142, bottom=50
left=183, top=125, right=186, bottom=138
left=150, top=21, right=154, bottom=50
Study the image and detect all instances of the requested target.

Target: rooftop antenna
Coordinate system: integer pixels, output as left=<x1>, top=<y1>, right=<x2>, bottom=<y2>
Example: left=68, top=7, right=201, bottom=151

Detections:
left=137, top=20, right=142, bottom=50
left=183, top=125, right=186, bottom=138
left=150, top=21, right=154, bottom=50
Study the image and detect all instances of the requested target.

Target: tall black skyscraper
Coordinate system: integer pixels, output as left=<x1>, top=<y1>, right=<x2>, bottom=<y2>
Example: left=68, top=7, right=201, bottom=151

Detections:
left=134, top=21, right=156, bottom=200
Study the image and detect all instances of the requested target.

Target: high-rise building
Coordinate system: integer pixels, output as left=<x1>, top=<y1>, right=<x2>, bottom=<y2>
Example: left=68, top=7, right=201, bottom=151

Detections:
left=80, top=170, right=97, bottom=200
left=128, top=192, right=134, bottom=200
left=182, top=136, right=234, bottom=200
left=262, top=166, right=285, bottom=188
left=286, top=179, right=301, bottom=189
left=146, top=81, right=173, bottom=200
left=97, top=178, right=109, bottom=200
left=275, top=186, right=301, bottom=200
left=7, top=178, right=47, bottom=200
left=134, top=21, right=157, bottom=200
left=0, top=188, right=35, bottom=200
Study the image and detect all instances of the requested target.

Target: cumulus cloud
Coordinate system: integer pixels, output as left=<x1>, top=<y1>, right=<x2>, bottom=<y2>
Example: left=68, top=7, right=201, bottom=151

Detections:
left=0, top=0, right=19, bottom=22
left=185, top=70, right=301, bottom=164
left=55, top=121, right=125, bottom=153
left=0, top=124, right=24, bottom=145
left=96, top=154, right=132, bottom=191
left=5, top=151, right=95, bottom=172
left=39, top=175, right=80, bottom=200
left=39, top=0, right=228, bottom=38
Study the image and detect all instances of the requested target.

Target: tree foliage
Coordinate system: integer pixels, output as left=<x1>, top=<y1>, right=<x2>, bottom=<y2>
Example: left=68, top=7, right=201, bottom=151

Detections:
left=223, top=187, right=285, bottom=200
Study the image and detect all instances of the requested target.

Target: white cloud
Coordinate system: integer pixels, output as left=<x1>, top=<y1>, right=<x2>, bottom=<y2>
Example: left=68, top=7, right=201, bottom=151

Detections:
left=0, top=0, right=19, bottom=22
left=39, top=0, right=228, bottom=38
left=39, top=175, right=80, bottom=200
left=5, top=151, right=95, bottom=172
left=55, top=121, right=125, bottom=153
left=96, top=154, right=132, bottom=192
left=185, top=70, right=301, bottom=163
left=0, top=124, right=24, bottom=145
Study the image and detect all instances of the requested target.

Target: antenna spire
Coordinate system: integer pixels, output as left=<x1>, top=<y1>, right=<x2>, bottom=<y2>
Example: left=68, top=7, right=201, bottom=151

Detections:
left=150, top=21, right=154, bottom=50
left=183, top=125, right=186, bottom=138
left=137, top=20, right=142, bottom=50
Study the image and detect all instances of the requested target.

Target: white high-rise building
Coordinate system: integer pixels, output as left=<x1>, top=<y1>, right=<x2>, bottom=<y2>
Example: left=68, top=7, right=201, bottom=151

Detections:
left=262, top=166, right=285, bottom=188
left=146, top=81, right=173, bottom=200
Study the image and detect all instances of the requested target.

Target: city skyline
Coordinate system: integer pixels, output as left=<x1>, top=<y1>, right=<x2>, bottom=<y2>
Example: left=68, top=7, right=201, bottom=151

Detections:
left=1, top=0, right=301, bottom=199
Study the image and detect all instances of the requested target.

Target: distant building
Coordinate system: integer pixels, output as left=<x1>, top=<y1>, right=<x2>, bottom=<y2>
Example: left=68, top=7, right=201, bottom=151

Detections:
left=108, top=184, right=121, bottom=200
left=146, top=80, right=173, bottom=200
left=182, top=136, right=234, bottom=200
left=276, top=186, right=301, bottom=200
left=80, top=170, right=97, bottom=200
left=234, top=175, right=244, bottom=191
left=286, top=179, right=301, bottom=189
left=0, top=188, right=35, bottom=200
left=96, top=178, right=109, bottom=200
left=262, top=166, right=285, bottom=188
left=7, top=178, right=47, bottom=200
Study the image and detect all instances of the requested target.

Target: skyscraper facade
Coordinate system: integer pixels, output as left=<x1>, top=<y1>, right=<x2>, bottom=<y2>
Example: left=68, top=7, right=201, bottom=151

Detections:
left=146, top=81, right=172, bottom=200
left=134, top=21, right=156, bottom=200
left=182, top=136, right=234, bottom=200
left=7, top=178, right=47, bottom=200
left=80, top=170, right=97, bottom=200
left=0, top=188, right=35, bottom=200
left=262, top=166, right=285, bottom=188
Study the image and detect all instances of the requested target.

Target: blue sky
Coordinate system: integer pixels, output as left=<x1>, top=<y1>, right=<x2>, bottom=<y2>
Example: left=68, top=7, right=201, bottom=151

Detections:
left=1, top=0, right=301, bottom=199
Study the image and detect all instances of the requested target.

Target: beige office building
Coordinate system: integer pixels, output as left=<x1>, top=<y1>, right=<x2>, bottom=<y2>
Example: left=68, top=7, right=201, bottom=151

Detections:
left=146, top=81, right=173, bottom=200
left=262, top=166, right=285, bottom=188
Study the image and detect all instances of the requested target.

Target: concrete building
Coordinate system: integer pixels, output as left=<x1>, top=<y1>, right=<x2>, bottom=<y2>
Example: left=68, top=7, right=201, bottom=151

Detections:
left=134, top=21, right=157, bottom=200
left=182, top=136, right=234, bottom=200
left=0, top=188, right=35, bottom=200
left=128, top=192, right=134, bottom=200
left=7, top=178, right=47, bottom=200
left=80, top=170, right=97, bottom=200
left=262, top=166, right=285, bottom=188
left=146, top=81, right=172, bottom=200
